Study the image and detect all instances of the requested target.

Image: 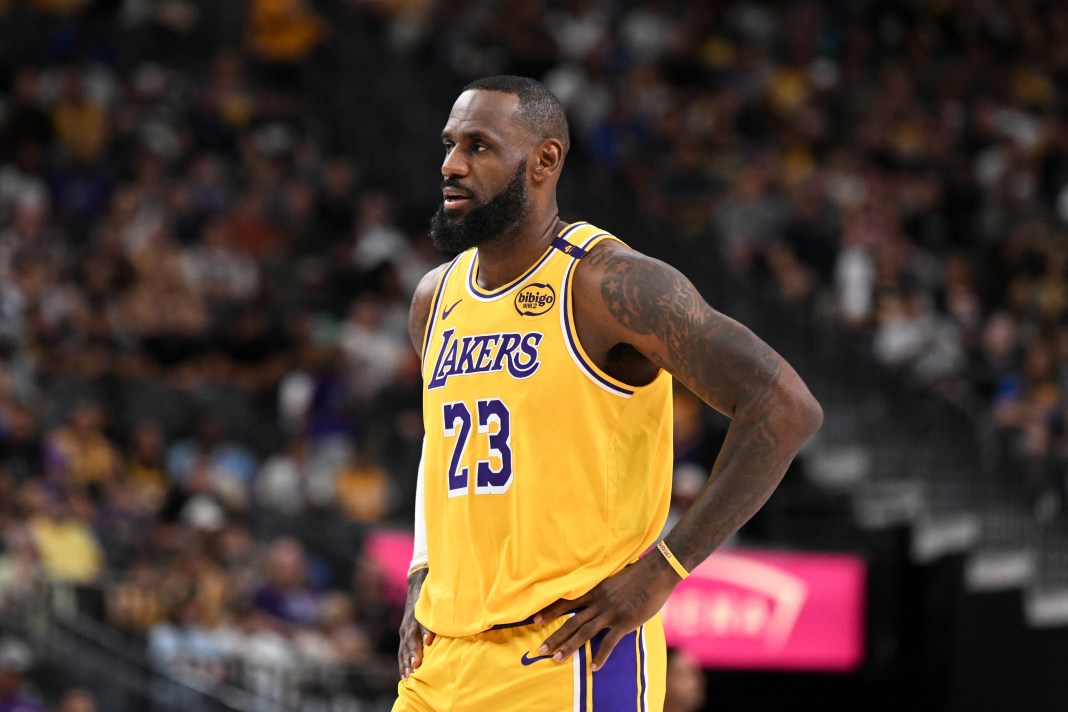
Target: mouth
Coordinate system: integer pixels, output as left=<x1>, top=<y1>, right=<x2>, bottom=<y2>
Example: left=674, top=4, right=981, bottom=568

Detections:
left=442, top=188, right=473, bottom=210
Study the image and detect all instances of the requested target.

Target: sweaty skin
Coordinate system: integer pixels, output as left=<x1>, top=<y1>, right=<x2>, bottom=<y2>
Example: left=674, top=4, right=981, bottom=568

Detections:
left=397, top=87, right=823, bottom=678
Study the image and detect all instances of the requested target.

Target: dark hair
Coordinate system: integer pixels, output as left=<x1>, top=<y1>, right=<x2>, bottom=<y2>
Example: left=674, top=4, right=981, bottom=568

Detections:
left=463, top=75, right=571, bottom=156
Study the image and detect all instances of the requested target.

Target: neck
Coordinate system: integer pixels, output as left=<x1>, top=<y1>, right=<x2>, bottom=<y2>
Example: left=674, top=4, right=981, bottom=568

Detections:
left=474, top=211, right=566, bottom=290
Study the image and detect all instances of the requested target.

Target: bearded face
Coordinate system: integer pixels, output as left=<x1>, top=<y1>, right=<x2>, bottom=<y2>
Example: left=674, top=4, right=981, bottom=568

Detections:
left=430, top=160, right=529, bottom=254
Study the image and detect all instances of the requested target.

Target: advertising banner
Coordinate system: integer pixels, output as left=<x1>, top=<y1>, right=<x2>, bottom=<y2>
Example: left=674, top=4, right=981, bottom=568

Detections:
left=662, top=548, right=866, bottom=671
left=365, top=531, right=866, bottom=672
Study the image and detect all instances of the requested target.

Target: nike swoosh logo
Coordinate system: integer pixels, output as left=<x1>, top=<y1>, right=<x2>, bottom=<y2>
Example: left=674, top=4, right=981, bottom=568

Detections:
left=520, top=651, right=555, bottom=666
left=442, top=299, right=462, bottom=319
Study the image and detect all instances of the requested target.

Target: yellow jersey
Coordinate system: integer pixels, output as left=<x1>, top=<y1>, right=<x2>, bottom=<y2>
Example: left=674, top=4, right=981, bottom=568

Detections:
left=416, top=222, right=674, bottom=637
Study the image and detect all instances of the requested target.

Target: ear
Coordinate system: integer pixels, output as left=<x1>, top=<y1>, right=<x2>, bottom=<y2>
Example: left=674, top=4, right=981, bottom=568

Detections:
left=529, top=138, right=565, bottom=185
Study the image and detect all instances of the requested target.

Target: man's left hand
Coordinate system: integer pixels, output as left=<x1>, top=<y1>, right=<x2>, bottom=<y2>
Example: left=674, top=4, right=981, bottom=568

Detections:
left=532, top=552, right=679, bottom=670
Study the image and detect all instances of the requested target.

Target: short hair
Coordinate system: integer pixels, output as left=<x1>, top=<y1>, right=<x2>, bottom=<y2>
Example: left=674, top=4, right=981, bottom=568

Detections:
left=463, top=75, right=571, bottom=156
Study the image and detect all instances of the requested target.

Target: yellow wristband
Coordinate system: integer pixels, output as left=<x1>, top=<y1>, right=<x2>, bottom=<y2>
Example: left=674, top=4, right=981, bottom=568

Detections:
left=408, top=562, right=429, bottom=578
left=657, top=541, right=689, bottom=580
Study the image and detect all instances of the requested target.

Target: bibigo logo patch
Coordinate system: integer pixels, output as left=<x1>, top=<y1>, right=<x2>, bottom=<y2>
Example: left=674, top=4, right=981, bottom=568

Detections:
left=514, top=283, right=556, bottom=316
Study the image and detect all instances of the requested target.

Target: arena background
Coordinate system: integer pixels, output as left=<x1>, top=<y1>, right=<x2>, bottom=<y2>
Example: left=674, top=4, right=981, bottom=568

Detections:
left=0, top=1, right=1066, bottom=710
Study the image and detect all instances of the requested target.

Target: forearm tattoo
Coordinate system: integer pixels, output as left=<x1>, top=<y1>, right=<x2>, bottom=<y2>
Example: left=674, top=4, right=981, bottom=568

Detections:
left=593, top=247, right=792, bottom=563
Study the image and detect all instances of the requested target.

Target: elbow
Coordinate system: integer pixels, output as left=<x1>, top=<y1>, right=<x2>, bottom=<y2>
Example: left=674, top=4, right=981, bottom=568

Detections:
left=801, top=392, right=824, bottom=441
left=780, top=381, right=823, bottom=445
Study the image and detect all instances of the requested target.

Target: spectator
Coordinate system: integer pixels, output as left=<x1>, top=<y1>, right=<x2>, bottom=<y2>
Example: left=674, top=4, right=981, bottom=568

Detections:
left=213, top=521, right=266, bottom=604
left=146, top=589, right=230, bottom=694
left=712, top=160, right=786, bottom=277
left=290, top=591, right=373, bottom=668
left=25, top=486, right=103, bottom=587
left=992, top=334, right=1064, bottom=517
left=52, top=688, right=96, bottom=712
left=334, top=446, right=390, bottom=524
left=48, top=65, right=110, bottom=165
left=968, top=311, right=1021, bottom=404
left=871, top=284, right=966, bottom=393
left=0, top=68, right=53, bottom=170
left=254, top=432, right=347, bottom=516
left=106, top=555, right=168, bottom=635
left=350, top=191, right=408, bottom=276
left=0, top=525, right=41, bottom=608
left=283, top=342, right=358, bottom=445
left=181, top=217, right=261, bottom=313
left=339, top=294, right=406, bottom=404
left=121, top=419, right=169, bottom=511
left=0, top=637, right=44, bottom=712
left=0, top=403, right=43, bottom=485
left=224, top=600, right=300, bottom=705
left=146, top=605, right=218, bottom=707
left=165, top=413, right=256, bottom=515
left=252, top=536, right=323, bottom=630
left=663, top=646, right=706, bottom=712
left=158, top=455, right=232, bottom=536
left=94, top=475, right=157, bottom=572
left=43, top=399, right=119, bottom=499
left=311, top=157, right=358, bottom=249
left=244, top=0, right=327, bottom=67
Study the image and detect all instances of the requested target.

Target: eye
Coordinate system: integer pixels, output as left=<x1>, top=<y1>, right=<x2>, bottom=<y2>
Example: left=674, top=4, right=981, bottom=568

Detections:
left=443, top=141, right=454, bottom=154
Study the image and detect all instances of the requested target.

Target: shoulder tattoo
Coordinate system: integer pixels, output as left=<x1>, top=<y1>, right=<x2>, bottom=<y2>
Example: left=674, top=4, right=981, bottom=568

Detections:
left=592, top=246, right=782, bottom=427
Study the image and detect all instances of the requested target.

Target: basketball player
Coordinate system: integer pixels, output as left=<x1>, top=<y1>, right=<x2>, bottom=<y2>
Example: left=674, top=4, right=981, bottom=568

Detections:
left=393, top=75, right=822, bottom=711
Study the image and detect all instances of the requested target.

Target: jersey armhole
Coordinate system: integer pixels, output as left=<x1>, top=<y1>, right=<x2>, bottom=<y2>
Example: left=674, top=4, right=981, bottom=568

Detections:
left=559, top=230, right=648, bottom=398
left=421, top=254, right=465, bottom=368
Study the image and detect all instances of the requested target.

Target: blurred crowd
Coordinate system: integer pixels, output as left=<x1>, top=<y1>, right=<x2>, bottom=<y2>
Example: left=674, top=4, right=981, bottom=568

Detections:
left=1, top=635, right=97, bottom=712
left=435, top=0, right=1068, bottom=515
left=0, top=0, right=1067, bottom=707
left=0, top=0, right=434, bottom=706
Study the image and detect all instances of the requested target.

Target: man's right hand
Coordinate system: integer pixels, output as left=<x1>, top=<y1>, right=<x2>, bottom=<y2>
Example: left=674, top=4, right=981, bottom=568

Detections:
left=398, top=566, right=435, bottom=680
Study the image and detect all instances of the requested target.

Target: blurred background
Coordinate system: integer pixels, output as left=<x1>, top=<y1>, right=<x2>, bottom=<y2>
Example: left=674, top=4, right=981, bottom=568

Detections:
left=0, top=0, right=1066, bottom=710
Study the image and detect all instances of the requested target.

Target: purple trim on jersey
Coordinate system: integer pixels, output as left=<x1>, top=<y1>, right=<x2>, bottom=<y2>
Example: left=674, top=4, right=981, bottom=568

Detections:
left=578, top=643, right=588, bottom=712
left=562, top=233, right=635, bottom=397
left=638, top=625, right=648, bottom=712
left=591, top=627, right=640, bottom=711
left=488, top=607, right=585, bottom=630
left=422, top=255, right=465, bottom=366
left=552, top=235, right=587, bottom=258
left=489, top=616, right=536, bottom=630
left=467, top=225, right=585, bottom=301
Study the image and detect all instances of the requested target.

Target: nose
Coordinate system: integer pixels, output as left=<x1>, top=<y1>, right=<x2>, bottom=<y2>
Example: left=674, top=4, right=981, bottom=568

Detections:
left=442, top=146, right=468, bottom=179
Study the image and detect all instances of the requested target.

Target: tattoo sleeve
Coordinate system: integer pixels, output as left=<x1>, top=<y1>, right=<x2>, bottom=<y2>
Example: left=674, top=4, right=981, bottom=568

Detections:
left=590, top=246, right=821, bottom=569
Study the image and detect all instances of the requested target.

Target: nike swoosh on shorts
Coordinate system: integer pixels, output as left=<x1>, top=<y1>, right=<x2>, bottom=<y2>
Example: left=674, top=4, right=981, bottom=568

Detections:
left=520, top=651, right=555, bottom=666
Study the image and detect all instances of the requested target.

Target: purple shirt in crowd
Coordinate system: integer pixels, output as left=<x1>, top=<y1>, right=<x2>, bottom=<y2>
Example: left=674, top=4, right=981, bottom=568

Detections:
left=0, top=696, right=46, bottom=712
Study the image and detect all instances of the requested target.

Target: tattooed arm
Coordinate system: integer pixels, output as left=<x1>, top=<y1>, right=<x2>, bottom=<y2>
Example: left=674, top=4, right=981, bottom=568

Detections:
left=536, top=240, right=823, bottom=670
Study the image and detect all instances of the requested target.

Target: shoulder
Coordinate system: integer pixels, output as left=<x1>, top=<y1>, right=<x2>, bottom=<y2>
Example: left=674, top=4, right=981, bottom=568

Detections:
left=411, top=260, right=452, bottom=308
left=570, top=236, right=725, bottom=378
left=573, top=238, right=692, bottom=336
left=576, top=235, right=644, bottom=273
left=408, top=260, right=453, bottom=355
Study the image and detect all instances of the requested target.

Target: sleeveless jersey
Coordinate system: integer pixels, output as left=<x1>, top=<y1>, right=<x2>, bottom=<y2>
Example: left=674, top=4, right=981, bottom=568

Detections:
left=416, top=221, right=674, bottom=637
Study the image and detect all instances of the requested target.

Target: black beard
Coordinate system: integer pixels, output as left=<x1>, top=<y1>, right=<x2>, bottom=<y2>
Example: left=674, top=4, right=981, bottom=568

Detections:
left=430, top=161, right=529, bottom=253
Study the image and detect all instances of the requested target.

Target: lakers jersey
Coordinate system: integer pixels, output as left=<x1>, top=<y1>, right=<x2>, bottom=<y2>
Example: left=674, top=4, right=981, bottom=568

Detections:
left=416, top=222, right=674, bottom=637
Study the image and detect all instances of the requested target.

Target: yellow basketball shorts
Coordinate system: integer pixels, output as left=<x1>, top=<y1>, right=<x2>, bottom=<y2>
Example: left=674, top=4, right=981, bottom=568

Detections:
left=393, top=612, right=666, bottom=712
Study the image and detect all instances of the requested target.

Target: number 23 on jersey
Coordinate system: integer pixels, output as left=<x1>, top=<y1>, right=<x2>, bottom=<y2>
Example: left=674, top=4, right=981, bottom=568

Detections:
left=442, top=398, right=513, bottom=497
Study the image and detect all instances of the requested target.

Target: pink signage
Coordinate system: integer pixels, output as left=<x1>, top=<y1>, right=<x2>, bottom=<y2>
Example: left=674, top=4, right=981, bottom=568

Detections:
left=364, top=530, right=866, bottom=671
left=661, top=548, right=866, bottom=671
left=363, top=529, right=417, bottom=606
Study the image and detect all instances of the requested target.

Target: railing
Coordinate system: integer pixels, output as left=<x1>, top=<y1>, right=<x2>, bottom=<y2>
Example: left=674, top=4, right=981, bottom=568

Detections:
left=0, top=578, right=397, bottom=711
